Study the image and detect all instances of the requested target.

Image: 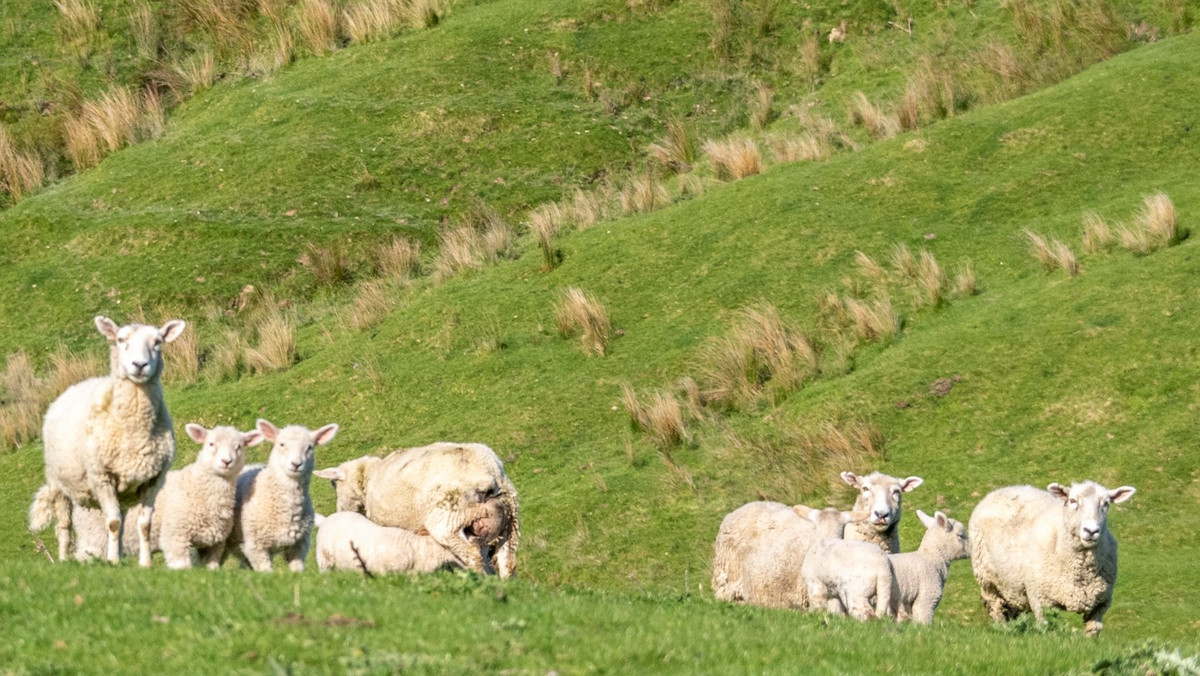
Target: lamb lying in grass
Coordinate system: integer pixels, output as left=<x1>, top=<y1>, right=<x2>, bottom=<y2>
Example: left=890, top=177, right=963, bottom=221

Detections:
left=888, top=510, right=969, bottom=625
left=314, top=512, right=464, bottom=575
left=969, top=480, right=1135, bottom=636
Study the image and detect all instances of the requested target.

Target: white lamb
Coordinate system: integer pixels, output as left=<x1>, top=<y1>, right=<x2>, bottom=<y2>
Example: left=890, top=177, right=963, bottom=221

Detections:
left=969, top=480, right=1135, bottom=636
left=29, top=316, right=186, bottom=565
left=888, top=509, right=970, bottom=625
left=227, top=418, right=339, bottom=572
left=840, top=470, right=923, bottom=553
left=711, top=501, right=863, bottom=608
left=802, top=533, right=896, bottom=621
left=71, top=423, right=264, bottom=567
left=314, top=442, right=519, bottom=578
left=314, top=512, right=465, bottom=575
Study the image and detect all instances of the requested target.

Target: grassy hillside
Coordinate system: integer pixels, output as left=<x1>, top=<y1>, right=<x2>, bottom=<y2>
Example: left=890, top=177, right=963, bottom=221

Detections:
left=2, top=0, right=1199, bottom=671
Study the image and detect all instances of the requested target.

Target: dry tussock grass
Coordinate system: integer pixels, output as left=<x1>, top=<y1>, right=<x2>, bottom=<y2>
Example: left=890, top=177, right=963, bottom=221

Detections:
left=404, top=0, right=447, bottom=28
left=1024, top=229, right=1079, bottom=274
left=1123, top=192, right=1179, bottom=253
left=350, top=279, right=394, bottom=330
left=528, top=202, right=565, bottom=270
left=952, top=259, right=978, bottom=297
left=897, top=58, right=967, bottom=130
left=128, top=2, right=159, bottom=60
left=206, top=329, right=244, bottom=383
left=915, top=248, right=947, bottom=307
left=694, top=303, right=818, bottom=410
left=854, top=250, right=888, bottom=285
left=376, top=236, right=421, bottom=280
left=703, top=136, right=762, bottom=181
left=723, top=417, right=885, bottom=500
left=554, top=287, right=612, bottom=357
left=0, top=124, right=44, bottom=202
left=174, top=49, right=217, bottom=96
left=1081, top=210, right=1114, bottom=254
left=340, top=0, right=401, bottom=44
left=619, top=174, right=670, bottom=215
left=298, top=0, right=338, bottom=55
left=244, top=22, right=295, bottom=76
left=889, top=242, right=918, bottom=279
left=848, top=92, right=899, bottom=140
left=1, top=346, right=104, bottom=451
left=769, top=133, right=831, bottom=163
left=164, top=320, right=201, bottom=385
left=647, top=119, right=696, bottom=174
left=64, top=88, right=161, bottom=170
left=244, top=304, right=297, bottom=374
left=55, top=0, right=101, bottom=63
left=621, top=383, right=689, bottom=449
left=300, top=240, right=352, bottom=288
left=433, top=205, right=514, bottom=279
left=570, top=188, right=606, bottom=229
left=749, top=83, right=774, bottom=131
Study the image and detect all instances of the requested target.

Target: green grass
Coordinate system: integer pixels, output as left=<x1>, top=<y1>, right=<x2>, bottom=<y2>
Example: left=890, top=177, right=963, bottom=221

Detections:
left=1, top=0, right=1200, bottom=671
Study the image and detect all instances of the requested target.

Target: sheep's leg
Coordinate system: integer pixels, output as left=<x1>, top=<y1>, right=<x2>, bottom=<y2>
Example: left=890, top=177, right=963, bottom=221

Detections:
left=52, top=493, right=73, bottom=562
left=241, top=542, right=274, bottom=572
left=159, top=533, right=192, bottom=570
left=912, top=591, right=940, bottom=625
left=494, top=529, right=518, bottom=580
left=806, top=582, right=829, bottom=613
left=198, top=543, right=226, bottom=571
left=92, top=482, right=123, bottom=564
left=1083, top=601, right=1109, bottom=637
left=978, top=582, right=1009, bottom=622
left=284, top=534, right=309, bottom=573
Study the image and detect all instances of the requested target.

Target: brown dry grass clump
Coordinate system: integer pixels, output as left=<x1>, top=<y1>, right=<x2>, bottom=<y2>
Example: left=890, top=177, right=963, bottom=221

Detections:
left=848, top=92, right=899, bottom=140
left=1081, top=210, right=1115, bottom=254
left=164, top=321, right=201, bottom=385
left=554, top=287, right=612, bottom=357
left=435, top=204, right=514, bottom=278
left=694, top=303, right=818, bottom=410
left=1024, top=229, right=1079, bottom=274
left=376, top=236, right=421, bottom=280
left=648, top=119, right=696, bottom=174
left=952, top=259, right=978, bottom=298
left=619, top=174, right=670, bottom=215
left=301, top=240, right=353, bottom=288
left=298, top=0, right=338, bottom=55
left=64, top=88, right=163, bottom=170
left=703, top=136, right=763, bottom=181
left=1120, top=192, right=1180, bottom=254
left=244, top=305, right=297, bottom=374
left=528, top=202, right=565, bottom=270
left=404, top=0, right=447, bottom=28
left=749, top=83, right=774, bottom=131
left=341, top=0, right=401, bottom=44
left=621, top=383, right=689, bottom=449
left=350, top=279, right=394, bottom=330
left=1, top=347, right=104, bottom=452
left=0, top=124, right=44, bottom=202
left=55, top=0, right=101, bottom=64
left=769, top=134, right=832, bottom=164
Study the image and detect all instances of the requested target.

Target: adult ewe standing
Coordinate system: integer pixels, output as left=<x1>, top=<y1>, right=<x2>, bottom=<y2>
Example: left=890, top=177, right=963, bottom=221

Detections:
left=315, top=442, right=519, bottom=577
left=29, top=316, right=186, bottom=565
left=969, top=480, right=1136, bottom=636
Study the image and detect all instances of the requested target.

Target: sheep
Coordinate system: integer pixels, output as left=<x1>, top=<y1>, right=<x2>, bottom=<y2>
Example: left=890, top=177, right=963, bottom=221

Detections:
left=28, top=316, right=186, bottom=566
left=314, top=441, right=519, bottom=578
left=840, top=471, right=924, bottom=553
left=711, top=501, right=864, bottom=608
left=801, top=535, right=896, bottom=621
left=70, top=423, right=264, bottom=568
left=969, top=480, right=1136, bottom=636
left=227, top=418, right=339, bottom=572
left=314, top=512, right=465, bottom=575
left=887, top=509, right=970, bottom=625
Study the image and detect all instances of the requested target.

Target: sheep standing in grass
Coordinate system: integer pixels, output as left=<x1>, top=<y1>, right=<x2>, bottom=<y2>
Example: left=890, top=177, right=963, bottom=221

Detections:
left=888, top=510, right=970, bottom=625
left=969, top=481, right=1135, bottom=636
left=228, top=419, right=339, bottom=572
left=841, top=471, right=923, bottom=553
left=72, top=423, right=263, bottom=568
left=314, top=512, right=465, bottom=575
left=29, top=316, right=186, bottom=565
left=801, top=534, right=895, bottom=621
left=315, top=442, right=519, bottom=578
left=711, top=501, right=864, bottom=608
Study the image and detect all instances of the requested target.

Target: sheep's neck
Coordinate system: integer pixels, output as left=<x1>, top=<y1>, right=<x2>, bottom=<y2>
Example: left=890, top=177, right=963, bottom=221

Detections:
left=109, top=377, right=168, bottom=431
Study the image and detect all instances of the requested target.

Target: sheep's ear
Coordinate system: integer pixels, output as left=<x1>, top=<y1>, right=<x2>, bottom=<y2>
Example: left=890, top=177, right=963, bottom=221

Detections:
left=313, top=423, right=339, bottom=446
left=1109, top=486, right=1136, bottom=504
left=1047, top=483, right=1070, bottom=501
left=933, top=511, right=951, bottom=531
left=840, top=471, right=861, bottom=489
left=184, top=423, right=208, bottom=444
left=844, top=510, right=870, bottom=524
left=916, top=509, right=934, bottom=529
left=792, top=505, right=815, bottom=521
left=95, top=316, right=119, bottom=341
left=900, top=476, right=924, bottom=493
left=313, top=467, right=344, bottom=481
left=256, top=419, right=279, bottom=442
left=242, top=430, right=266, bottom=447
left=160, top=320, right=186, bottom=343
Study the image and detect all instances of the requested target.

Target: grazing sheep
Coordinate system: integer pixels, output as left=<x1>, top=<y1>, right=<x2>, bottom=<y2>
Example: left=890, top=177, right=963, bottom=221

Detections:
left=314, top=442, right=519, bottom=578
left=29, top=316, right=186, bottom=566
left=969, top=481, right=1135, bottom=636
left=711, top=501, right=864, bottom=608
left=71, top=424, right=263, bottom=568
left=314, top=512, right=465, bottom=575
left=228, top=419, right=339, bottom=572
left=802, top=536, right=896, bottom=621
left=840, top=471, right=923, bottom=553
left=888, top=510, right=970, bottom=625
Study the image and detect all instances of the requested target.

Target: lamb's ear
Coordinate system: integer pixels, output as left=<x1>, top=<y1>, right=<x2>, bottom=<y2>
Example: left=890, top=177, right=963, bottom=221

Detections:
left=1109, top=486, right=1136, bottom=504
left=313, top=467, right=345, bottom=481
left=160, top=320, right=186, bottom=343
left=242, top=430, right=266, bottom=447
left=933, top=511, right=951, bottom=531
left=900, top=476, right=924, bottom=493
left=95, top=316, right=119, bottom=341
left=792, top=505, right=815, bottom=521
left=916, top=509, right=934, bottom=529
left=313, top=423, right=339, bottom=446
left=184, top=423, right=208, bottom=444
left=256, top=418, right=279, bottom=442
left=840, top=471, right=861, bottom=489
left=1047, top=483, right=1070, bottom=501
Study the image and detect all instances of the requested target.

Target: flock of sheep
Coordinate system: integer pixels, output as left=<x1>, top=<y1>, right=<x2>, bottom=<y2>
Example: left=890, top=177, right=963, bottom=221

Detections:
left=27, top=316, right=520, bottom=578
left=24, top=316, right=1137, bottom=637
left=712, top=471, right=1136, bottom=635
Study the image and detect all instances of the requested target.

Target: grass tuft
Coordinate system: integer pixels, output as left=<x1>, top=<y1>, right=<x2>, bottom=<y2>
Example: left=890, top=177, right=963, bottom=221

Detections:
left=621, top=384, right=689, bottom=449
left=243, top=303, right=297, bottom=374
left=528, top=202, right=565, bottom=270
left=1081, top=210, right=1115, bottom=254
left=298, top=0, right=338, bottom=56
left=647, top=119, right=696, bottom=174
left=694, top=303, right=817, bottom=410
left=848, top=91, right=900, bottom=140
left=376, top=236, right=421, bottom=280
left=1024, top=229, right=1079, bottom=274
left=554, top=287, right=613, bottom=357
left=0, top=124, right=44, bottom=202
left=702, top=136, right=762, bottom=181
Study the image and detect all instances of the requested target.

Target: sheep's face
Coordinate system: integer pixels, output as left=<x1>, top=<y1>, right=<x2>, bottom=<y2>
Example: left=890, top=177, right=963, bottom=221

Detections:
left=1048, top=481, right=1136, bottom=549
left=96, top=316, right=186, bottom=385
left=186, top=424, right=264, bottom=479
left=314, top=457, right=377, bottom=513
left=917, top=510, right=970, bottom=560
left=842, top=471, right=923, bottom=533
left=257, top=419, right=339, bottom=481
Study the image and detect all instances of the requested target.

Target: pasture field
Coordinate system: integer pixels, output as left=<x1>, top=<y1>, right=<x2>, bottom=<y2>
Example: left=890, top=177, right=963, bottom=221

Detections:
left=1, top=0, right=1198, bottom=672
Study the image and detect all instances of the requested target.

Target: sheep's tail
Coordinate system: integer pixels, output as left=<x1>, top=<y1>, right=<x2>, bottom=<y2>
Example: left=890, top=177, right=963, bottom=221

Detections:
left=876, top=570, right=895, bottom=620
left=28, top=485, right=57, bottom=532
